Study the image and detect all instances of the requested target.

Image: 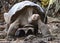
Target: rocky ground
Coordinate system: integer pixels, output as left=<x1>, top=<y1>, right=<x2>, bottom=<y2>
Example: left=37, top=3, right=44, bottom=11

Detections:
left=0, top=16, right=59, bottom=43
left=0, top=0, right=60, bottom=43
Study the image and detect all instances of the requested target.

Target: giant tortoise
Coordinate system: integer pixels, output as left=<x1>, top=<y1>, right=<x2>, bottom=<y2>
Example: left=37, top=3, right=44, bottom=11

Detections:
left=4, top=1, right=49, bottom=38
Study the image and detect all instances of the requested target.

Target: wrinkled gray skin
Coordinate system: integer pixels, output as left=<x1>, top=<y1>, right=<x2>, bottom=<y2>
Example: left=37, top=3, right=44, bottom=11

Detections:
left=7, top=7, right=34, bottom=36
left=7, top=7, right=51, bottom=38
left=38, top=20, right=51, bottom=37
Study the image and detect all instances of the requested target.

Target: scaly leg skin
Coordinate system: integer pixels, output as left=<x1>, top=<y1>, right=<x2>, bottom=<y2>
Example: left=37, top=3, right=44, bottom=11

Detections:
left=38, top=20, right=55, bottom=41
left=38, top=19, right=51, bottom=37
left=3, top=23, right=10, bottom=34
left=6, top=18, right=20, bottom=40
